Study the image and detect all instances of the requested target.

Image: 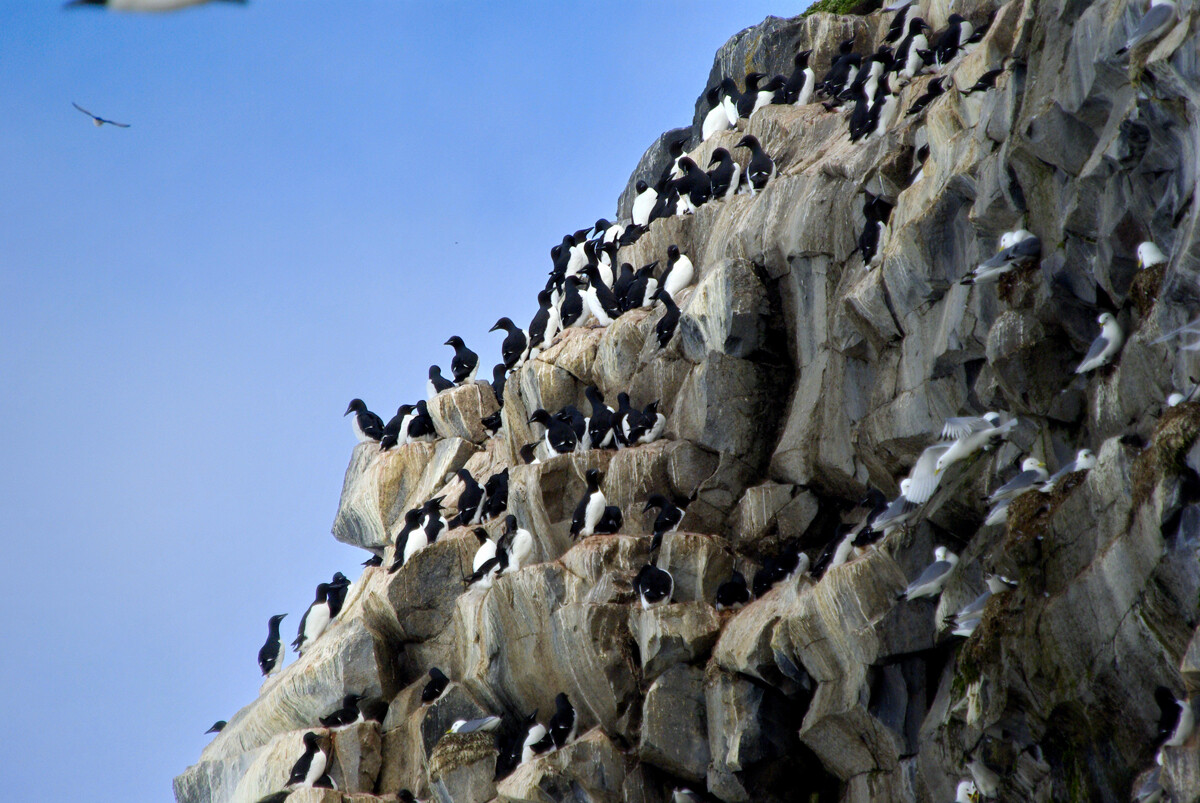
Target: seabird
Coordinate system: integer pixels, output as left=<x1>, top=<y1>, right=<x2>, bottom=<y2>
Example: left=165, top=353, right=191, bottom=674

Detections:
left=258, top=613, right=287, bottom=677
left=931, top=14, right=973, bottom=67
left=428, top=366, right=455, bottom=400
left=624, top=261, right=660, bottom=311
left=324, top=572, right=351, bottom=619
left=545, top=692, right=578, bottom=749
left=961, top=233, right=1041, bottom=283
left=449, top=716, right=502, bottom=734
left=584, top=386, right=615, bottom=449
left=700, top=85, right=733, bottom=140
left=503, top=514, right=534, bottom=571
left=521, top=715, right=551, bottom=764
left=714, top=570, right=750, bottom=610
left=707, top=148, right=741, bottom=201
left=400, top=508, right=432, bottom=565
left=292, top=583, right=332, bottom=655
left=960, top=68, right=1004, bottom=94
left=558, top=277, right=585, bottom=329
left=736, top=135, right=777, bottom=194
left=285, top=732, right=327, bottom=788
left=732, top=72, right=766, bottom=119
left=380, top=404, right=415, bottom=451
left=954, top=780, right=981, bottom=803
left=989, top=457, right=1049, bottom=502
left=465, top=540, right=508, bottom=588
left=482, top=469, right=509, bottom=521
left=526, top=290, right=555, bottom=358
left=404, top=400, right=436, bottom=443
left=644, top=494, right=686, bottom=553
left=1138, top=241, right=1168, bottom=268
left=319, top=693, right=365, bottom=728
left=898, top=546, right=959, bottom=601
left=1118, top=0, right=1177, bottom=54
left=420, top=496, right=447, bottom=543
left=580, top=265, right=623, bottom=326
left=635, top=559, right=674, bottom=609
left=885, top=5, right=910, bottom=41
left=948, top=574, right=1017, bottom=636
left=1156, top=686, right=1196, bottom=753
left=490, top=318, right=528, bottom=370
left=1074, top=312, right=1125, bottom=373
left=529, top=409, right=577, bottom=457
left=67, top=0, right=244, bottom=9
left=344, top=399, right=384, bottom=443
left=906, top=77, right=945, bottom=115
left=570, top=468, right=607, bottom=538
left=896, top=18, right=932, bottom=78
left=935, top=412, right=1019, bottom=474
left=205, top=720, right=226, bottom=734
left=469, top=526, right=497, bottom=579
left=870, top=479, right=918, bottom=533
left=653, top=289, right=681, bottom=349
left=750, top=75, right=787, bottom=115
left=819, top=40, right=860, bottom=99
left=489, top=364, right=507, bottom=408
left=661, top=245, right=695, bottom=298
left=902, top=443, right=952, bottom=505
left=626, top=399, right=666, bottom=445
left=1041, top=448, right=1097, bottom=491
left=752, top=544, right=809, bottom=597
left=389, top=508, right=424, bottom=572
left=631, top=180, right=658, bottom=227
left=783, top=49, right=816, bottom=105
left=444, top=336, right=479, bottom=385
left=71, top=101, right=130, bottom=128
left=451, top=469, right=485, bottom=527
left=866, top=85, right=900, bottom=139
left=421, top=668, right=450, bottom=704
left=984, top=498, right=1011, bottom=526
left=858, top=192, right=894, bottom=266
left=673, top=156, right=713, bottom=214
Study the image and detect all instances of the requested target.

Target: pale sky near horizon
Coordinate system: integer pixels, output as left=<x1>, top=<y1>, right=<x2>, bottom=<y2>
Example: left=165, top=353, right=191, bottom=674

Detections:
left=1, top=1, right=793, bottom=800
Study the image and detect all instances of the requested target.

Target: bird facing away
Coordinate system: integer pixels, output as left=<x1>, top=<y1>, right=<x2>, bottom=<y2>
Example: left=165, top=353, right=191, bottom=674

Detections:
left=72, top=102, right=129, bottom=128
left=421, top=667, right=450, bottom=704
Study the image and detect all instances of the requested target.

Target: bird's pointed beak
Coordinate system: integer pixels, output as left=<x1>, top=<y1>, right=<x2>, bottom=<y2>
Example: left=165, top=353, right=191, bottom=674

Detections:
left=642, top=501, right=655, bottom=513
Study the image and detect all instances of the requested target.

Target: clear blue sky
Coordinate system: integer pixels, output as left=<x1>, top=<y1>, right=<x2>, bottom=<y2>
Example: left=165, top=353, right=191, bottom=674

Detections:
left=1, top=2, right=790, bottom=800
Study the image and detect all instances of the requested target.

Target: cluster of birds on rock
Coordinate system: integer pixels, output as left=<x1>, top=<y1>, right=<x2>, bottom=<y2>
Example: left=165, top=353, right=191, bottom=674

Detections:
left=183, top=0, right=1196, bottom=798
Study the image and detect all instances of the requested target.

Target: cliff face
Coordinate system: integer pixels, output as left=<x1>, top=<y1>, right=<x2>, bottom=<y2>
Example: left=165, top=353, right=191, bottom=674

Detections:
left=176, top=0, right=1200, bottom=802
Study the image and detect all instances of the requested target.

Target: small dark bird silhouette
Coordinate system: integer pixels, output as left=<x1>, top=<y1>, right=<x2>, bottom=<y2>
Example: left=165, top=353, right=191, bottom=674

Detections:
left=72, top=102, right=129, bottom=128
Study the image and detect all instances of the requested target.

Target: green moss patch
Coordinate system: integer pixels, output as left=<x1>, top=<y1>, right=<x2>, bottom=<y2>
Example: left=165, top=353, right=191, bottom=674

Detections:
left=802, top=0, right=877, bottom=18
left=1129, top=264, right=1165, bottom=320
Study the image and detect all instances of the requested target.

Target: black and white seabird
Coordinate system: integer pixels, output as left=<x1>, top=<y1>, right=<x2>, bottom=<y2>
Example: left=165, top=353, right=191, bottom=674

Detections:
left=1155, top=686, right=1196, bottom=752
left=733, top=72, right=767, bottom=119
left=571, top=468, right=607, bottom=538
left=389, top=508, right=424, bottom=572
left=701, top=85, right=733, bottom=140
left=71, top=101, right=130, bottom=127
left=285, top=732, right=327, bottom=788
left=406, top=400, right=438, bottom=442
left=558, top=277, right=585, bottom=329
left=1075, top=313, right=1125, bottom=373
left=206, top=720, right=226, bottom=734
left=428, top=366, right=455, bottom=400
left=421, top=667, right=450, bottom=704
left=489, top=318, right=528, bottom=370
left=421, top=496, right=448, bottom=542
left=529, top=408, right=577, bottom=457
left=451, top=469, right=485, bottom=527
left=906, top=77, right=945, bottom=115
left=580, top=265, right=623, bottom=326
left=820, top=40, right=860, bottom=99
left=547, top=693, right=577, bottom=749
left=1118, top=0, right=1177, bottom=54
left=644, top=494, right=686, bottom=554
left=444, top=336, right=479, bottom=385
left=736, top=135, right=777, bottom=194
left=502, top=514, right=534, bottom=571
left=673, top=156, right=713, bottom=215
left=895, top=18, right=932, bottom=78
left=345, top=399, right=384, bottom=443
left=467, top=527, right=501, bottom=588
left=521, top=714, right=551, bottom=764
left=947, top=574, right=1017, bottom=637
left=258, top=613, right=287, bottom=677
left=319, top=693, right=365, bottom=728
left=292, top=583, right=332, bottom=655
left=585, top=386, right=615, bottom=450
left=623, top=262, right=660, bottom=311
left=631, top=180, right=658, bottom=227
left=325, top=572, right=351, bottom=619
left=898, top=546, right=959, bottom=601
left=885, top=5, right=910, bottom=42
left=526, top=289, right=555, bottom=358
left=751, top=75, right=787, bottom=115
left=628, top=400, right=666, bottom=445
left=482, top=469, right=509, bottom=521
left=653, top=289, right=681, bottom=350
left=707, top=148, right=741, bottom=201
left=67, top=0, right=245, bottom=9
left=380, top=404, right=415, bottom=451
left=752, top=544, right=809, bottom=597
left=489, top=364, right=507, bottom=408
left=661, top=245, right=695, bottom=298
left=782, top=49, right=816, bottom=105
left=960, top=68, right=1004, bottom=94
left=931, top=14, right=974, bottom=67
left=714, top=570, right=750, bottom=610
left=858, top=192, right=894, bottom=266
left=634, top=559, right=675, bottom=609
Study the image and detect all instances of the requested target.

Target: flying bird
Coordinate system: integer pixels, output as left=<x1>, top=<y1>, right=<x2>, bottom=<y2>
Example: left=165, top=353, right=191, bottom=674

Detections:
left=72, top=102, right=129, bottom=128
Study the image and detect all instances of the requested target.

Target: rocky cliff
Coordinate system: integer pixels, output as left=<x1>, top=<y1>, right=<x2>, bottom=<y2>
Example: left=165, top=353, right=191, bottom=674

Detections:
left=175, top=0, right=1200, bottom=801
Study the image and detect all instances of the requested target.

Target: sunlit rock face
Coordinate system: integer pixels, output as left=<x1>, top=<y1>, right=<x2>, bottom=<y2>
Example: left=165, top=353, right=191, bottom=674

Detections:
left=178, top=2, right=1200, bottom=801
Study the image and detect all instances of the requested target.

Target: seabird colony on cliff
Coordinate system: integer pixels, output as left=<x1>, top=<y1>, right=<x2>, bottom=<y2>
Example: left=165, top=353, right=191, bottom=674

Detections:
left=199, top=1, right=1191, bottom=798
